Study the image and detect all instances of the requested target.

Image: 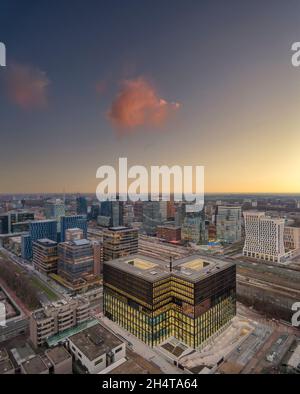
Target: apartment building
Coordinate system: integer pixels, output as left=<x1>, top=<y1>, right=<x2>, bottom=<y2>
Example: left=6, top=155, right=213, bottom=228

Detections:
left=243, top=211, right=286, bottom=263
left=30, top=298, right=90, bottom=348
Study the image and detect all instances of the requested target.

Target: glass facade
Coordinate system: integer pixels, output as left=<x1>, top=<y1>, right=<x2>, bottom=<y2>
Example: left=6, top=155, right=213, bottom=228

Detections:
left=60, top=215, right=87, bottom=242
left=103, top=264, right=236, bottom=348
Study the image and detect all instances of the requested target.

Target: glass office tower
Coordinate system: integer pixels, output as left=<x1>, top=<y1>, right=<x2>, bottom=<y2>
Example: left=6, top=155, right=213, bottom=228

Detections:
left=103, top=255, right=236, bottom=348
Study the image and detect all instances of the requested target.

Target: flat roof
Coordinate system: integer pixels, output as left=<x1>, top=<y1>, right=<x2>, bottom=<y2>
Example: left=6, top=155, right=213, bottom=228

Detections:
left=35, top=238, right=57, bottom=245
left=45, top=346, right=71, bottom=365
left=107, top=226, right=134, bottom=232
left=104, top=253, right=234, bottom=283
left=72, top=239, right=90, bottom=246
left=21, top=356, right=49, bottom=374
left=0, top=348, right=8, bottom=362
left=68, top=323, right=123, bottom=361
left=0, top=359, right=14, bottom=374
left=157, top=225, right=181, bottom=230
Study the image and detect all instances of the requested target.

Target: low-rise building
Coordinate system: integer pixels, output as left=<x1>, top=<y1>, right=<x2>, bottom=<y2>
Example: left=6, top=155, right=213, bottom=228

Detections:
left=45, top=346, right=72, bottom=374
left=20, top=355, right=49, bottom=374
left=0, top=348, right=15, bottom=375
left=67, top=323, right=126, bottom=374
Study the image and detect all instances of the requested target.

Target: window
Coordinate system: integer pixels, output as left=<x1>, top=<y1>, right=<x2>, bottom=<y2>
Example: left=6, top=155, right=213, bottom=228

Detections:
left=115, top=346, right=123, bottom=353
left=95, top=358, right=103, bottom=366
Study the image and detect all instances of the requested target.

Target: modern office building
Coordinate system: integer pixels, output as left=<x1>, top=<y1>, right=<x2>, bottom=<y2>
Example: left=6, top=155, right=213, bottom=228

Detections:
left=65, top=227, right=84, bottom=242
left=32, top=239, right=58, bottom=275
left=99, top=201, right=124, bottom=227
left=216, top=206, right=242, bottom=244
left=30, top=297, right=90, bottom=348
left=167, top=199, right=176, bottom=220
left=102, top=227, right=138, bottom=261
left=57, top=239, right=100, bottom=290
left=133, top=201, right=143, bottom=222
left=157, top=225, right=181, bottom=242
left=181, top=212, right=205, bottom=244
left=122, top=204, right=135, bottom=227
left=142, top=201, right=162, bottom=235
left=0, top=214, right=9, bottom=234
left=243, top=211, right=286, bottom=263
left=21, top=234, right=32, bottom=260
left=0, top=211, right=34, bottom=234
left=91, top=240, right=104, bottom=275
left=21, top=220, right=58, bottom=260
left=175, top=204, right=186, bottom=227
left=60, top=215, right=87, bottom=242
left=159, top=201, right=168, bottom=222
left=112, top=201, right=123, bottom=227
left=284, top=226, right=300, bottom=252
left=103, top=254, right=236, bottom=348
left=97, top=215, right=111, bottom=227
left=45, top=199, right=65, bottom=221
left=76, top=196, right=88, bottom=215
left=90, top=203, right=100, bottom=220
left=11, top=221, right=30, bottom=233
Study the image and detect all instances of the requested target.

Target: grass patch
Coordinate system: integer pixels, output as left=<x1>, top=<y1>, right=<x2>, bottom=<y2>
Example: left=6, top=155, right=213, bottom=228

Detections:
left=29, top=276, right=59, bottom=301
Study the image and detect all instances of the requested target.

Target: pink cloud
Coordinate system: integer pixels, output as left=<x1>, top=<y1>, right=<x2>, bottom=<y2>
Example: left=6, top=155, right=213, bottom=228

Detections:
left=108, top=77, right=180, bottom=132
left=6, top=63, right=50, bottom=109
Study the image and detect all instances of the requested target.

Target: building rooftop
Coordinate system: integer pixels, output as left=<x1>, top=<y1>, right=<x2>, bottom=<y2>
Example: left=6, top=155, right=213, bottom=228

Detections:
left=32, top=297, right=89, bottom=321
left=157, top=225, right=181, bottom=230
left=72, top=239, right=90, bottom=246
left=21, top=355, right=49, bottom=374
left=45, top=346, right=71, bottom=365
left=0, top=348, right=9, bottom=362
left=104, top=253, right=234, bottom=283
left=68, top=323, right=123, bottom=361
left=35, top=238, right=57, bottom=246
left=11, top=343, right=35, bottom=366
left=0, top=359, right=14, bottom=374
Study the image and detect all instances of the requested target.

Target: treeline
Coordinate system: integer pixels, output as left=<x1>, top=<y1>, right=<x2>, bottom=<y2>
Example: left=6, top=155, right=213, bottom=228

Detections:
left=0, top=260, right=40, bottom=310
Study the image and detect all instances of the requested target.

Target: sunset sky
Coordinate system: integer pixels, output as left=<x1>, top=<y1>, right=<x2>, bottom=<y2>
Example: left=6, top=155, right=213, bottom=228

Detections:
left=1, top=0, right=300, bottom=194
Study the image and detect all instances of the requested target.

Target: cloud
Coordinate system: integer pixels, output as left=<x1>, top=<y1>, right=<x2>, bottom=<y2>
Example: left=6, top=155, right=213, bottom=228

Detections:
left=108, top=77, right=180, bottom=132
left=6, top=63, right=50, bottom=109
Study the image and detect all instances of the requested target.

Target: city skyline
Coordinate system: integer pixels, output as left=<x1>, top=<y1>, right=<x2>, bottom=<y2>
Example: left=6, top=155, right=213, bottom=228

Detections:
left=1, top=0, right=300, bottom=194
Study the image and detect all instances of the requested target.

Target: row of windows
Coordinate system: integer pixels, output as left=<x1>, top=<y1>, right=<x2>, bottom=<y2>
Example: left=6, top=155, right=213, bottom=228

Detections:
left=104, top=289, right=235, bottom=348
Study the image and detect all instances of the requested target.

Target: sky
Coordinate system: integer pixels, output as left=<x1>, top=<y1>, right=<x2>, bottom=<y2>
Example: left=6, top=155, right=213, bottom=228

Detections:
left=0, top=0, right=300, bottom=194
